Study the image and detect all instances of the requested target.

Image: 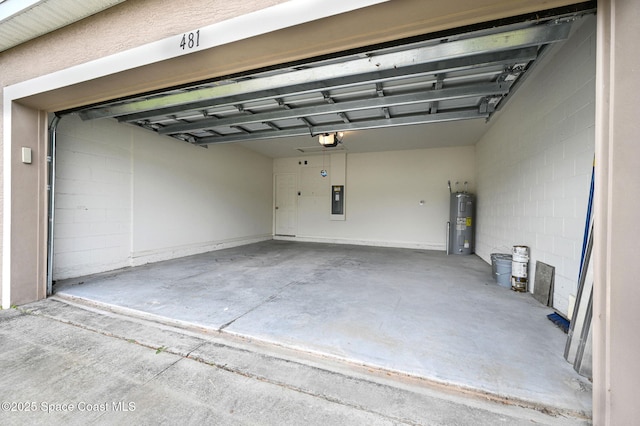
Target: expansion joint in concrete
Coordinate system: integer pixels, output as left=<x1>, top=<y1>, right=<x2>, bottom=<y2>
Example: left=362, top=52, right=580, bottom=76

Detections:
left=186, top=353, right=421, bottom=426
left=218, top=280, right=302, bottom=331
left=17, top=300, right=418, bottom=425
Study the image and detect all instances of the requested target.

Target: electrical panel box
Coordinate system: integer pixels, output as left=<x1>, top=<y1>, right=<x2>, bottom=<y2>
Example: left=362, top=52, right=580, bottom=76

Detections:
left=331, top=185, right=344, bottom=215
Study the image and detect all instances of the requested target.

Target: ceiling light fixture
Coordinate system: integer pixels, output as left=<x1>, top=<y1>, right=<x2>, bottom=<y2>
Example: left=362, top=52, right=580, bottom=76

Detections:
left=318, top=132, right=344, bottom=147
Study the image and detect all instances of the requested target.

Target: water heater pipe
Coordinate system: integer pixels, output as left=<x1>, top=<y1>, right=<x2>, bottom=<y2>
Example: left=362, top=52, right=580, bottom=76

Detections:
left=446, top=221, right=450, bottom=255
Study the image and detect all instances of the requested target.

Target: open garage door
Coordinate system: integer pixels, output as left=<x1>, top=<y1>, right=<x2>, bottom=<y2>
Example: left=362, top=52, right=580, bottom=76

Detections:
left=65, top=10, right=583, bottom=147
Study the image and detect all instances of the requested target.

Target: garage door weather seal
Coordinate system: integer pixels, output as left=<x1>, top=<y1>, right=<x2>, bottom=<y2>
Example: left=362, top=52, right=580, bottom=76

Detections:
left=47, top=114, right=61, bottom=297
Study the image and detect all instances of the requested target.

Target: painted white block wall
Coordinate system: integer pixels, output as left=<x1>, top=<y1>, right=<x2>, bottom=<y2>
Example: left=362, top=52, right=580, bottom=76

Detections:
left=131, top=127, right=273, bottom=264
left=54, top=115, right=273, bottom=279
left=275, top=146, right=475, bottom=250
left=475, top=16, right=596, bottom=316
left=55, top=116, right=132, bottom=279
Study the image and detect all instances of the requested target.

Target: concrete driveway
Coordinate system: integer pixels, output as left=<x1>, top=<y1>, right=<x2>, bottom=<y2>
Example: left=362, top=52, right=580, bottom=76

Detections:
left=0, top=298, right=589, bottom=425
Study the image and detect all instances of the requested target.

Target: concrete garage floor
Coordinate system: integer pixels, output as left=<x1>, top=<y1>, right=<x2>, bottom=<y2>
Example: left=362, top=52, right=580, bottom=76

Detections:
left=54, top=240, right=592, bottom=418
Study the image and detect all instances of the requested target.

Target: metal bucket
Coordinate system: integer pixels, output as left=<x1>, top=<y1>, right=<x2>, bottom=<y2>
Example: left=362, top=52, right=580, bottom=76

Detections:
left=511, top=260, right=528, bottom=278
left=512, top=245, right=530, bottom=262
left=491, top=253, right=512, bottom=288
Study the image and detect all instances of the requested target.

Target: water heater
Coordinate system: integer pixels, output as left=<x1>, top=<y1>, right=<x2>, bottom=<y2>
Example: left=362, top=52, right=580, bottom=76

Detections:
left=447, top=192, right=475, bottom=255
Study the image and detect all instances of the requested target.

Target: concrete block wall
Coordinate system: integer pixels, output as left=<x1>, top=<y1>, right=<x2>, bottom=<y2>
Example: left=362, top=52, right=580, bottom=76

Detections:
left=130, top=124, right=273, bottom=265
left=475, top=16, right=596, bottom=316
left=274, top=145, right=476, bottom=250
left=54, top=115, right=273, bottom=280
left=55, top=116, right=133, bottom=279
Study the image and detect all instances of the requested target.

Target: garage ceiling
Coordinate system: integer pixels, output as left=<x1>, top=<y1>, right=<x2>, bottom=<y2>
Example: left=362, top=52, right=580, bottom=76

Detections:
left=68, top=9, right=588, bottom=156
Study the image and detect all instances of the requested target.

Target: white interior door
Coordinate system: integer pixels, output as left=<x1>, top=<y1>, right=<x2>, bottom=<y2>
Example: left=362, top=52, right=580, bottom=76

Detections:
left=275, top=173, right=297, bottom=236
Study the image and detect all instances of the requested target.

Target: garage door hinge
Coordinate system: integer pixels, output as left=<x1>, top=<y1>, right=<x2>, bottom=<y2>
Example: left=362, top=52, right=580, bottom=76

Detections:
left=46, top=156, right=52, bottom=163
left=46, top=185, right=51, bottom=191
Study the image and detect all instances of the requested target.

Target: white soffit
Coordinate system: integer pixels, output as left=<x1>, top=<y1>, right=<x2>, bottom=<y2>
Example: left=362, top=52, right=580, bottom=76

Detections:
left=0, top=0, right=126, bottom=53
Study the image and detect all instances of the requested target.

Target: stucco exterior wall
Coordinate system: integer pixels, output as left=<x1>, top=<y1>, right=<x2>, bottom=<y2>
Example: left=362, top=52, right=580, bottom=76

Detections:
left=593, top=0, right=640, bottom=423
left=8, top=103, right=48, bottom=304
left=0, top=0, right=287, bottom=88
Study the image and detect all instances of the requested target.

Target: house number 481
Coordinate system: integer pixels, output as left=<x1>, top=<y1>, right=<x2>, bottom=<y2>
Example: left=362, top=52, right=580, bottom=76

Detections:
left=179, top=30, right=200, bottom=50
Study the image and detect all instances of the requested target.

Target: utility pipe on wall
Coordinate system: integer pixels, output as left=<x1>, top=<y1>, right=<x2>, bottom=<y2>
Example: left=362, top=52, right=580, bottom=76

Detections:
left=446, top=221, right=450, bottom=255
left=446, top=180, right=451, bottom=255
left=46, top=115, right=61, bottom=296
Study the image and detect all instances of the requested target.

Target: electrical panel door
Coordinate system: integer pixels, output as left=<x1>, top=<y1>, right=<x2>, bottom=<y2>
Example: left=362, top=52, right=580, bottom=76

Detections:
left=332, top=185, right=344, bottom=215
